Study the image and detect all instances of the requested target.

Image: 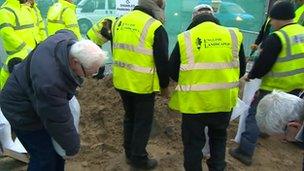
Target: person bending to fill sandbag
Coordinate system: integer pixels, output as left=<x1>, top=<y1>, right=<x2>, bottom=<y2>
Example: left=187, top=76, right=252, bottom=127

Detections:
left=256, top=90, right=304, bottom=169
left=0, top=30, right=106, bottom=171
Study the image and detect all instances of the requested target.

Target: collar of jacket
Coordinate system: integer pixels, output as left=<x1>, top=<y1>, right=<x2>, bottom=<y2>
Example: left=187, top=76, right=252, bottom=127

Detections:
left=59, top=0, right=76, bottom=11
left=54, top=32, right=83, bottom=86
left=133, top=6, right=155, bottom=18
left=6, top=0, right=22, bottom=8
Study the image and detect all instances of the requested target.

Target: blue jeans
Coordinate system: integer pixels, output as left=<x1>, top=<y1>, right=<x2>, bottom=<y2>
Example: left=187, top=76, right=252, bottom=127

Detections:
left=239, top=90, right=269, bottom=156
left=14, top=128, right=65, bottom=171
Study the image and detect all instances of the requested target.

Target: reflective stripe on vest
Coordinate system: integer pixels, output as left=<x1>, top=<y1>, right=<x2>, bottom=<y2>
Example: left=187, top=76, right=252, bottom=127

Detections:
left=114, top=61, right=154, bottom=74
left=113, top=17, right=156, bottom=73
left=47, top=7, right=68, bottom=24
left=176, top=82, right=239, bottom=92
left=268, top=30, right=304, bottom=77
left=0, top=7, right=35, bottom=30
left=113, top=17, right=155, bottom=56
left=176, top=29, right=239, bottom=92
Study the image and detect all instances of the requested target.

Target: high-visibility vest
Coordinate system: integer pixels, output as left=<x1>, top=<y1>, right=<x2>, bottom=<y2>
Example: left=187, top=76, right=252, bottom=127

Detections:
left=0, top=0, right=37, bottom=89
left=295, top=5, right=304, bottom=26
left=261, top=24, right=304, bottom=92
left=87, top=16, right=116, bottom=46
left=47, top=0, right=81, bottom=39
left=112, top=10, right=162, bottom=94
left=169, top=22, right=242, bottom=114
left=22, top=3, right=47, bottom=43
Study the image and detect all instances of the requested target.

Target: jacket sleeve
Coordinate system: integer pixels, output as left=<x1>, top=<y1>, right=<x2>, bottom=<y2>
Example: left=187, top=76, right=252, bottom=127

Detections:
left=34, top=83, right=80, bottom=156
left=62, top=8, right=82, bottom=40
left=153, top=25, right=169, bottom=88
left=0, top=9, right=32, bottom=58
left=169, top=42, right=181, bottom=82
left=248, top=34, right=282, bottom=79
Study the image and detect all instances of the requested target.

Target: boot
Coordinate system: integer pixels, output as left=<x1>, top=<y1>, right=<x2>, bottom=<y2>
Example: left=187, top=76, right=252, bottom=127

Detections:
left=229, top=147, right=252, bottom=166
left=130, top=156, right=158, bottom=170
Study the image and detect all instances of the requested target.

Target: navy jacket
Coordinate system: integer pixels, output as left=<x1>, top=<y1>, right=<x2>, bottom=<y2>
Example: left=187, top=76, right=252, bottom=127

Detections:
left=0, top=30, right=81, bottom=156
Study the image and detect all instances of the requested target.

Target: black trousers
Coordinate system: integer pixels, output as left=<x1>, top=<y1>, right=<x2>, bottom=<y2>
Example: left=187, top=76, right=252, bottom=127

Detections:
left=117, top=89, right=155, bottom=162
left=182, top=112, right=231, bottom=171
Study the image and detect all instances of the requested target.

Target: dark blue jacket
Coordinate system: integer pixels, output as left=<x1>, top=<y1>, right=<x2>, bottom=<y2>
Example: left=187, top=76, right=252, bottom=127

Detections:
left=0, top=30, right=82, bottom=156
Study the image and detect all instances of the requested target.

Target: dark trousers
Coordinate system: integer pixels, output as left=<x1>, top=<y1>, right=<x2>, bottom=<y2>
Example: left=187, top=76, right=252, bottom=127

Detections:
left=14, top=128, right=64, bottom=171
left=118, top=89, right=155, bottom=162
left=182, top=112, right=231, bottom=171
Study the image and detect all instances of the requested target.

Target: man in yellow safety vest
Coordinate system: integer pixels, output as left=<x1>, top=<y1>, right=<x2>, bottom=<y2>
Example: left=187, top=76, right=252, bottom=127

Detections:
left=230, top=1, right=304, bottom=166
left=47, top=0, right=81, bottom=39
left=168, top=5, right=246, bottom=170
left=112, top=0, right=169, bottom=169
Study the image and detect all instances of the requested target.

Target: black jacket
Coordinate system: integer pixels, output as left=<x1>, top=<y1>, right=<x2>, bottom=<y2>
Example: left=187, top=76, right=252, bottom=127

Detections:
left=169, top=14, right=246, bottom=82
left=0, top=30, right=81, bottom=156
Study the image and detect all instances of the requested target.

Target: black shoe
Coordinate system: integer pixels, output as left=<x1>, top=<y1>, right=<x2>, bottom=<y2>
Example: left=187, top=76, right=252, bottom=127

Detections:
left=130, top=158, right=158, bottom=170
left=229, top=148, right=252, bottom=166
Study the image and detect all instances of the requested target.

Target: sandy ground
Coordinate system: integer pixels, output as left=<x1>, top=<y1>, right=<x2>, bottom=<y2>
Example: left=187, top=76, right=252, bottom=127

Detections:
left=0, top=78, right=302, bottom=171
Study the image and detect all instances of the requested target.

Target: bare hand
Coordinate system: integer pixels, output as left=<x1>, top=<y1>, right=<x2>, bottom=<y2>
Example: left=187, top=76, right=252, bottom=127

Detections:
left=250, top=44, right=258, bottom=51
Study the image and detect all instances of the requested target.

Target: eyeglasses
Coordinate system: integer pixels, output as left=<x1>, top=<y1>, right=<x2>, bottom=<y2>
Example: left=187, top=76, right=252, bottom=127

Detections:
left=80, top=64, right=87, bottom=77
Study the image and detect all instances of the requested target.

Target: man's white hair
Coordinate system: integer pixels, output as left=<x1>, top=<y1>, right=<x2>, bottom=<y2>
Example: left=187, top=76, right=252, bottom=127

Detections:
left=70, top=39, right=107, bottom=69
left=192, top=4, right=214, bottom=20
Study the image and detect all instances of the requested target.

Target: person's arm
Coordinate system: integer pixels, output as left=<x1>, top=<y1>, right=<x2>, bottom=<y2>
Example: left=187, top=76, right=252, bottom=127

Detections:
left=248, top=34, right=282, bottom=79
left=254, top=19, right=268, bottom=45
left=62, top=8, right=82, bottom=40
left=169, top=42, right=181, bottom=82
left=153, top=25, right=169, bottom=89
left=0, top=9, right=32, bottom=59
left=239, top=43, right=246, bottom=78
left=34, top=82, right=80, bottom=156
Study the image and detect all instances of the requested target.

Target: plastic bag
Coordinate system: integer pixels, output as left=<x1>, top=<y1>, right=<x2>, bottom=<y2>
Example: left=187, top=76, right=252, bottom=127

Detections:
left=234, top=79, right=261, bottom=143
left=0, top=108, right=27, bottom=153
left=52, top=96, right=80, bottom=157
left=256, top=90, right=304, bottom=135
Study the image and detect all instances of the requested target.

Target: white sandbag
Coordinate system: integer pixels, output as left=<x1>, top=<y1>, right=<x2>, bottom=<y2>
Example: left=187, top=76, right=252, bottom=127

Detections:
left=231, top=98, right=249, bottom=121
left=233, top=79, right=261, bottom=143
left=242, top=79, right=261, bottom=104
left=0, top=109, right=15, bottom=150
left=256, top=90, right=304, bottom=135
left=52, top=96, right=80, bottom=157
left=202, top=127, right=210, bottom=157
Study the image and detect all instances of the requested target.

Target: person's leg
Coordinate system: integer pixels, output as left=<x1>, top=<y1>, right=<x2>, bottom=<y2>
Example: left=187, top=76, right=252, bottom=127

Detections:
left=129, top=93, right=157, bottom=169
left=117, top=90, right=135, bottom=160
left=206, top=112, right=231, bottom=171
left=230, top=90, right=269, bottom=165
left=239, top=91, right=269, bottom=156
left=182, top=114, right=205, bottom=171
left=14, top=128, right=64, bottom=171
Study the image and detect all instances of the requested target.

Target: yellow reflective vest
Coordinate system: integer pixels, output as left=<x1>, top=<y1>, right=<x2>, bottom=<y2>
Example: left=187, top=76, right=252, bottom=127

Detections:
left=295, top=5, right=304, bottom=25
left=261, top=24, right=304, bottom=92
left=169, top=22, right=243, bottom=114
left=112, top=10, right=162, bottom=94
left=87, top=16, right=116, bottom=46
left=0, top=0, right=37, bottom=89
left=47, top=0, right=81, bottom=39
left=22, top=3, right=47, bottom=43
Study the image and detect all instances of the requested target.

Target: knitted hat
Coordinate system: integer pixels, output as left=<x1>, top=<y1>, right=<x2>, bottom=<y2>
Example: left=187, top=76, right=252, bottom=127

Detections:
left=270, top=1, right=295, bottom=20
